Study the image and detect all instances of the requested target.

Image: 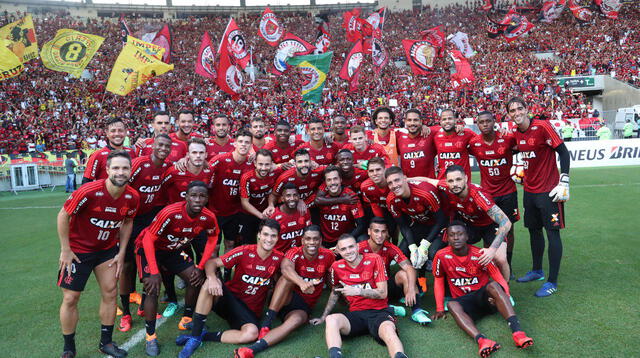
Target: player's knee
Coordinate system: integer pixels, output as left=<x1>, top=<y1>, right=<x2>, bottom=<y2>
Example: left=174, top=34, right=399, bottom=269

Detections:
left=240, top=324, right=259, bottom=341
left=378, top=321, right=397, bottom=340
left=395, top=270, right=408, bottom=283
left=325, top=313, right=341, bottom=327
left=486, top=281, right=504, bottom=295
left=62, top=291, right=81, bottom=306
left=446, top=300, right=462, bottom=314
left=288, top=311, right=307, bottom=326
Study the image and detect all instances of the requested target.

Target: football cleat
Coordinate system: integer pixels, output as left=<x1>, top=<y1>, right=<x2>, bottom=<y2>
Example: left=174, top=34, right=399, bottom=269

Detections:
left=178, top=316, right=193, bottom=331
left=60, top=351, right=75, bottom=358
left=477, top=338, right=501, bottom=357
left=410, top=309, right=432, bottom=325
left=176, top=327, right=208, bottom=346
left=257, top=326, right=270, bottom=340
left=512, top=331, right=534, bottom=349
left=118, top=314, right=132, bottom=332
left=234, top=347, right=255, bottom=358
left=163, top=302, right=180, bottom=317
left=137, top=308, right=162, bottom=319
left=99, top=342, right=128, bottom=358
left=389, top=305, right=406, bottom=317
left=534, top=282, right=558, bottom=297
left=129, top=292, right=142, bottom=305
left=145, top=334, right=160, bottom=357
left=516, top=270, right=545, bottom=283
left=178, top=336, right=202, bottom=358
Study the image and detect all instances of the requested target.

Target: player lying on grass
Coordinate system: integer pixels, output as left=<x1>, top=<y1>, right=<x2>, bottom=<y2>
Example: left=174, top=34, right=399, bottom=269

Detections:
left=234, top=225, right=335, bottom=358
left=432, top=221, right=533, bottom=357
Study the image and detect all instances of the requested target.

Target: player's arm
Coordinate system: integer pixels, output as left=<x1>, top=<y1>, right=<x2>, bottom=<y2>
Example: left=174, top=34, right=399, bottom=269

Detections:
left=198, top=222, right=221, bottom=270
left=82, top=153, right=98, bottom=183
left=140, top=228, right=163, bottom=295
left=309, top=288, right=340, bottom=325
left=431, top=255, right=447, bottom=319
left=549, top=143, right=571, bottom=202
left=57, top=208, right=80, bottom=275
left=281, top=258, right=315, bottom=294
left=241, top=197, right=266, bottom=219
left=409, top=176, right=439, bottom=185
left=487, top=263, right=510, bottom=296
left=314, top=188, right=356, bottom=206
left=479, top=205, right=512, bottom=266
left=202, top=257, right=224, bottom=296
left=398, top=259, right=418, bottom=307
left=337, top=279, right=387, bottom=299
left=116, top=217, right=134, bottom=274
left=349, top=202, right=367, bottom=240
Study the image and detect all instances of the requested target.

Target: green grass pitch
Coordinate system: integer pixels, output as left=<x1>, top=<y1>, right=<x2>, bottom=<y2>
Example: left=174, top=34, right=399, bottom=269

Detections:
left=0, top=166, right=638, bottom=358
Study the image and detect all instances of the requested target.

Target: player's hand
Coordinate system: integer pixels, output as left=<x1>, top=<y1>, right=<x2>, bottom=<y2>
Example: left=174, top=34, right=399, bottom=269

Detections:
left=342, top=192, right=359, bottom=205
left=549, top=174, right=570, bottom=202
left=174, top=157, right=188, bottom=172
left=404, top=288, right=417, bottom=307
left=189, top=268, right=205, bottom=287
left=309, top=316, right=326, bottom=325
left=134, top=137, right=146, bottom=149
left=59, top=249, right=81, bottom=276
left=323, top=133, right=334, bottom=145
left=262, top=205, right=275, bottom=218
left=204, top=276, right=223, bottom=296
left=432, top=311, right=447, bottom=320
left=310, top=160, right=320, bottom=170
left=478, top=247, right=497, bottom=266
left=143, top=274, right=162, bottom=296
left=296, top=199, right=308, bottom=216
left=299, top=280, right=315, bottom=295
left=280, top=161, right=294, bottom=171
left=408, top=244, right=420, bottom=269
left=335, top=281, right=360, bottom=296
left=420, top=124, right=431, bottom=137
left=498, top=126, right=510, bottom=137
left=416, top=240, right=431, bottom=269
left=108, top=253, right=124, bottom=279
left=455, top=123, right=465, bottom=134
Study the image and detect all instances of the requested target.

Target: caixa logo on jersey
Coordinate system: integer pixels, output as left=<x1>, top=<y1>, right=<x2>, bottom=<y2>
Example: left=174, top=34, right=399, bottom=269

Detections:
left=90, top=218, right=123, bottom=229
left=241, top=275, right=271, bottom=286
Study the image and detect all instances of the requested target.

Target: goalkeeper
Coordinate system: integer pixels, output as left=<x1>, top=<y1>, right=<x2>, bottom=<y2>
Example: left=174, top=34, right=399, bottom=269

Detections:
left=506, top=96, right=571, bottom=298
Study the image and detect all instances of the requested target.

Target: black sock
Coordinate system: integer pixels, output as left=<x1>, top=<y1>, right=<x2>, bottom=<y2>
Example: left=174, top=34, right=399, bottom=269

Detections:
left=100, top=324, right=114, bottom=345
left=120, top=294, right=131, bottom=315
left=191, top=313, right=207, bottom=337
left=507, top=315, right=521, bottom=333
left=184, top=306, right=194, bottom=318
left=63, top=333, right=76, bottom=353
left=145, top=319, right=156, bottom=336
left=546, top=228, right=563, bottom=283
left=329, top=347, right=342, bottom=358
left=475, top=333, right=486, bottom=343
left=260, top=309, right=276, bottom=328
left=248, top=339, right=269, bottom=353
left=411, top=290, right=422, bottom=314
left=140, top=293, right=146, bottom=308
left=394, top=353, right=408, bottom=358
left=528, top=228, right=545, bottom=272
left=202, top=331, right=223, bottom=342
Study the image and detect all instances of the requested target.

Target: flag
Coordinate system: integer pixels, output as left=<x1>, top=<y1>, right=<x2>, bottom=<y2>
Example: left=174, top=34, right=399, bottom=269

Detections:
left=568, top=0, right=594, bottom=23
left=120, top=15, right=131, bottom=44
left=481, top=0, right=493, bottom=11
left=448, top=31, right=475, bottom=58
left=106, top=39, right=173, bottom=96
left=126, top=35, right=164, bottom=60
left=269, top=32, right=315, bottom=76
left=486, top=17, right=505, bottom=39
left=366, top=7, right=386, bottom=38
left=402, top=39, right=436, bottom=75
left=420, top=26, right=446, bottom=56
left=152, top=24, right=171, bottom=63
left=221, top=18, right=251, bottom=69
left=365, top=37, right=389, bottom=75
left=340, top=40, right=364, bottom=92
left=449, top=50, right=474, bottom=89
left=0, top=38, right=24, bottom=81
left=595, top=0, right=622, bottom=19
left=286, top=51, right=333, bottom=103
left=216, top=21, right=243, bottom=97
left=314, top=14, right=331, bottom=54
left=540, top=0, right=566, bottom=23
left=40, top=29, right=104, bottom=78
left=342, top=8, right=373, bottom=42
left=0, top=15, right=38, bottom=63
left=195, top=32, right=216, bottom=79
left=258, top=7, right=284, bottom=46
left=500, top=7, right=535, bottom=42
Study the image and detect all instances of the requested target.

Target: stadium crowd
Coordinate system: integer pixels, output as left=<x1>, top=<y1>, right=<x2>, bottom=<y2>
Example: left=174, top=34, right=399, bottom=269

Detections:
left=0, top=3, right=638, bottom=155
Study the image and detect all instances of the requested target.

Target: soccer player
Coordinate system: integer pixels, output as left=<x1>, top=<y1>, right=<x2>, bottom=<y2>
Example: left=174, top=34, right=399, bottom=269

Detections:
left=136, top=181, right=220, bottom=356
left=385, top=166, right=446, bottom=269
left=57, top=150, right=139, bottom=358
left=136, top=111, right=188, bottom=163
left=311, top=234, right=408, bottom=358
left=270, top=183, right=312, bottom=252
left=170, top=109, right=197, bottom=147
left=234, top=225, right=335, bottom=358
left=249, top=117, right=271, bottom=151
left=369, top=107, right=399, bottom=165
left=119, top=134, right=172, bottom=332
left=432, top=109, right=475, bottom=180
left=432, top=222, right=533, bottom=357
left=206, top=113, right=235, bottom=160
left=240, top=149, right=282, bottom=244
left=396, top=109, right=436, bottom=178
left=263, top=120, right=302, bottom=168
left=296, top=117, right=339, bottom=165
left=176, top=219, right=284, bottom=358
left=507, top=97, right=571, bottom=297
left=360, top=157, right=394, bottom=226
left=330, top=115, right=350, bottom=149
left=270, top=148, right=325, bottom=210
left=334, top=149, right=368, bottom=195
left=344, top=125, right=390, bottom=167
left=469, top=111, right=520, bottom=272
left=208, top=129, right=254, bottom=253
left=316, top=165, right=366, bottom=246
left=358, top=218, right=431, bottom=325
left=83, top=118, right=137, bottom=183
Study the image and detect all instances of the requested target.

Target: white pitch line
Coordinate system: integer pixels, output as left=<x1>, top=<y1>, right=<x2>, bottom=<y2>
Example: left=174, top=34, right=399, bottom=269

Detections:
left=103, top=299, right=185, bottom=358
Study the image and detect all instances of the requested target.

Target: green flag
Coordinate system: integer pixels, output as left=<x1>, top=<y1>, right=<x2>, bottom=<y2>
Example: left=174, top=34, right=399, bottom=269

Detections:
left=286, top=51, right=333, bottom=104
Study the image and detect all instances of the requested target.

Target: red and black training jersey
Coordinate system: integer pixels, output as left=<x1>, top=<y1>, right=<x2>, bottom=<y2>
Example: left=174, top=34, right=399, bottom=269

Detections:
left=295, top=141, right=339, bottom=165
left=396, top=132, right=436, bottom=178
left=433, top=128, right=474, bottom=179
left=240, top=169, right=282, bottom=213
left=512, top=119, right=563, bottom=193
left=285, top=246, right=335, bottom=308
left=162, top=166, right=213, bottom=205
left=208, top=152, right=254, bottom=216
left=270, top=207, right=311, bottom=252
left=342, top=143, right=390, bottom=166
left=63, top=179, right=139, bottom=253
left=137, top=137, right=187, bottom=164
left=273, top=167, right=325, bottom=205
left=360, top=178, right=391, bottom=217
left=341, top=168, right=369, bottom=195
left=128, top=156, right=169, bottom=215
left=206, top=137, right=235, bottom=160
left=136, top=202, right=219, bottom=274
left=221, top=245, right=284, bottom=317
left=437, top=181, right=496, bottom=227
left=264, top=139, right=305, bottom=164
left=358, top=240, right=408, bottom=273
left=387, top=181, right=441, bottom=225
left=83, top=146, right=137, bottom=181
left=469, top=133, right=517, bottom=197
left=330, top=253, right=388, bottom=311
left=319, top=187, right=364, bottom=243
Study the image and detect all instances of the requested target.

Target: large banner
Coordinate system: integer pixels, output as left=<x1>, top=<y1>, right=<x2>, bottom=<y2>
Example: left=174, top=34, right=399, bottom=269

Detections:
left=0, top=149, right=93, bottom=176
left=563, top=139, right=640, bottom=168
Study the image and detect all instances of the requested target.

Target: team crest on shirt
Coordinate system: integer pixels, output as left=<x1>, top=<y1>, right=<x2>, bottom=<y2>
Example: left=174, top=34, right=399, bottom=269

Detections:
left=528, top=139, right=536, bottom=145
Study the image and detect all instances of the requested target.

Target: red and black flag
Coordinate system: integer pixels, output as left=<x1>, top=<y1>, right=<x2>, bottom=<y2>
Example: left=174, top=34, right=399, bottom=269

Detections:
left=119, top=14, right=131, bottom=44
left=449, top=49, right=475, bottom=89
left=481, top=0, right=493, bottom=11
left=342, top=8, right=373, bottom=42
left=486, top=16, right=505, bottom=39
left=402, top=39, right=437, bottom=75
left=152, top=24, right=172, bottom=63
left=540, top=0, right=566, bottom=23
left=595, top=0, right=622, bottom=19
left=568, top=0, right=594, bottom=23
left=258, top=7, right=284, bottom=46
left=269, top=32, right=315, bottom=76
left=314, top=14, right=331, bottom=54
left=339, top=40, right=364, bottom=92
left=500, top=7, right=535, bottom=42
left=195, top=32, right=216, bottom=80
left=420, top=25, right=446, bottom=56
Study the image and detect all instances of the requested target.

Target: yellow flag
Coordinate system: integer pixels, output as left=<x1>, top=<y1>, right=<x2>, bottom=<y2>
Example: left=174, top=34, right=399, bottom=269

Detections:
left=106, top=39, right=173, bottom=96
left=0, top=38, right=24, bottom=81
left=0, top=14, right=38, bottom=63
left=41, top=29, right=104, bottom=77
left=126, top=35, right=165, bottom=60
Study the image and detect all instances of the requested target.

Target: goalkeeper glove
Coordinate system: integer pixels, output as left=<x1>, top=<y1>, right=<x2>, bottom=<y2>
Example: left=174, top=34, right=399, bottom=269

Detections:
left=408, top=244, right=420, bottom=268
left=549, top=174, right=570, bottom=202
left=415, top=240, right=431, bottom=269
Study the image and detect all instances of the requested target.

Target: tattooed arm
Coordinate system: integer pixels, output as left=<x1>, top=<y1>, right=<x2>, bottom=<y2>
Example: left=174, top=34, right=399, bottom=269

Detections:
left=309, top=288, right=340, bottom=325
left=477, top=205, right=512, bottom=266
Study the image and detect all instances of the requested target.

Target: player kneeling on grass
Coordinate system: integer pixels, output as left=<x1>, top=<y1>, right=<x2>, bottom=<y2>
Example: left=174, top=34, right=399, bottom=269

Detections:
left=234, top=225, right=335, bottom=358
left=432, top=221, right=533, bottom=357
left=177, top=219, right=283, bottom=358
left=135, top=181, right=220, bottom=356
left=358, top=217, right=431, bottom=325
left=311, top=234, right=408, bottom=358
